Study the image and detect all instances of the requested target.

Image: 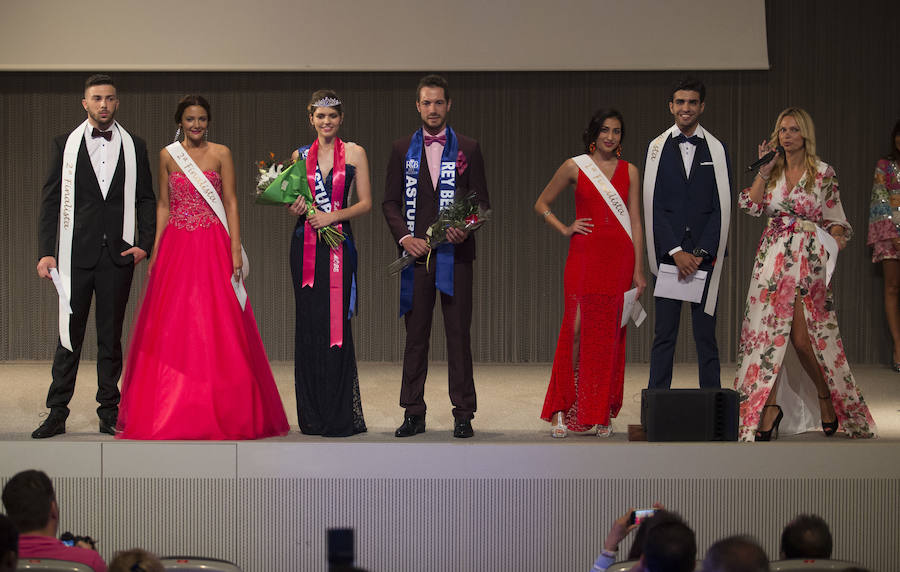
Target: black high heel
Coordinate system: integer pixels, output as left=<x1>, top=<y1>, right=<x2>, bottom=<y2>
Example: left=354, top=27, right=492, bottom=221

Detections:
left=755, top=405, right=784, bottom=442
left=818, top=393, right=838, bottom=437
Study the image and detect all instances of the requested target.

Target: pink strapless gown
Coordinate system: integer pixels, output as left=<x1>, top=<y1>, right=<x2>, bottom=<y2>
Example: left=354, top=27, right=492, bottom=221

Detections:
left=116, top=171, right=290, bottom=440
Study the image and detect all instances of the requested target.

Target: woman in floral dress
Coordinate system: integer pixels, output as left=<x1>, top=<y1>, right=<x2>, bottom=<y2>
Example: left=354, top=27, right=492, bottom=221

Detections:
left=733, top=107, right=876, bottom=441
left=866, top=119, right=900, bottom=371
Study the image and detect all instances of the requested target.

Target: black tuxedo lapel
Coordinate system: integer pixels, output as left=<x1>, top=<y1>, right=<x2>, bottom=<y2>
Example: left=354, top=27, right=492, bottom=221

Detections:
left=75, top=139, right=103, bottom=200
left=106, top=145, right=126, bottom=200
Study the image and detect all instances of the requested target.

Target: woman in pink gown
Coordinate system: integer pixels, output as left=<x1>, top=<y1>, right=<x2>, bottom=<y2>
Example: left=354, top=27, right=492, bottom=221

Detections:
left=116, top=95, right=289, bottom=440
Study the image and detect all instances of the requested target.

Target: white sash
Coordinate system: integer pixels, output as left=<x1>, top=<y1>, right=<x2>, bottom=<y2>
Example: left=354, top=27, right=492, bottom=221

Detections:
left=573, top=154, right=632, bottom=242
left=57, top=120, right=137, bottom=351
left=165, top=142, right=250, bottom=281
left=642, top=125, right=730, bottom=316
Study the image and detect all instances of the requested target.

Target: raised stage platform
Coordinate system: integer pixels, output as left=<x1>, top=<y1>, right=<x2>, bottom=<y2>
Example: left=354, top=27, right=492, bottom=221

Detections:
left=1, top=362, right=898, bottom=572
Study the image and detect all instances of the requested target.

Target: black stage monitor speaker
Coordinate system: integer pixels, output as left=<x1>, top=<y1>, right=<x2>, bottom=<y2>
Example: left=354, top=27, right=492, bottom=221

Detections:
left=641, top=388, right=739, bottom=441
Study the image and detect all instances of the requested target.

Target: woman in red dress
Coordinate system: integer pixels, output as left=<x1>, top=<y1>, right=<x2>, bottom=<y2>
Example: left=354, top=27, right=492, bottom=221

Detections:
left=535, top=109, right=646, bottom=438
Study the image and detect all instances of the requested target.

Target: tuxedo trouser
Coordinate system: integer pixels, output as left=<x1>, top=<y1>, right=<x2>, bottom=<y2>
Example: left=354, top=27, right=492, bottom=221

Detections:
left=47, top=246, right=134, bottom=417
left=648, top=274, right=721, bottom=390
left=400, top=261, right=476, bottom=420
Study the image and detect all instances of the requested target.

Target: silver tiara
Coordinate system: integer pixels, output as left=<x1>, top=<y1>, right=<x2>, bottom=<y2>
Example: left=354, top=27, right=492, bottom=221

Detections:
left=313, top=96, right=341, bottom=108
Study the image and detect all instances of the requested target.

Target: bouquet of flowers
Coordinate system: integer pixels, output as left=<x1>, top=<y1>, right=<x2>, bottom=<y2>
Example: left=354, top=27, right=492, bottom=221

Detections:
left=254, top=155, right=345, bottom=248
left=255, top=153, right=289, bottom=193
left=387, top=193, right=491, bottom=276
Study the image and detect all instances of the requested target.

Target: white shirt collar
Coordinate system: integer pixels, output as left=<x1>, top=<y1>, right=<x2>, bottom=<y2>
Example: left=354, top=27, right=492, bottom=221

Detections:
left=671, top=124, right=706, bottom=139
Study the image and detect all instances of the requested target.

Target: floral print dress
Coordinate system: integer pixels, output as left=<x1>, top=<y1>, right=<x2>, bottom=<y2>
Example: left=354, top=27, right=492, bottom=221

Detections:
left=733, top=161, right=876, bottom=441
left=866, top=158, right=900, bottom=262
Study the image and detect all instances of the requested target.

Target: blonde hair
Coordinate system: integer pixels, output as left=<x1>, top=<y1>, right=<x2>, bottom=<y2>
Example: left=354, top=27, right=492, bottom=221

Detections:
left=766, top=107, right=819, bottom=191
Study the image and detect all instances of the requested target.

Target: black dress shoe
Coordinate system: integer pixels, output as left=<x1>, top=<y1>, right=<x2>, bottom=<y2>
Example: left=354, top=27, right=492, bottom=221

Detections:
left=453, top=418, right=474, bottom=439
left=98, top=412, right=118, bottom=436
left=32, top=413, right=67, bottom=439
left=394, top=414, right=425, bottom=437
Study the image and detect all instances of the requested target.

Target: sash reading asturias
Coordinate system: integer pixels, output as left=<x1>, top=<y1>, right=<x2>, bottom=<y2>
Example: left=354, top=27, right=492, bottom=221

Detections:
left=399, top=127, right=458, bottom=316
left=642, top=125, right=730, bottom=316
left=57, top=120, right=136, bottom=351
left=165, top=143, right=250, bottom=303
left=572, top=154, right=632, bottom=241
left=298, top=139, right=356, bottom=348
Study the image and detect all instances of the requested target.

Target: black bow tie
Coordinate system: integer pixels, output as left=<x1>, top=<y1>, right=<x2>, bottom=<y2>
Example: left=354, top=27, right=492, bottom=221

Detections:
left=675, top=133, right=701, bottom=146
left=91, top=128, right=112, bottom=141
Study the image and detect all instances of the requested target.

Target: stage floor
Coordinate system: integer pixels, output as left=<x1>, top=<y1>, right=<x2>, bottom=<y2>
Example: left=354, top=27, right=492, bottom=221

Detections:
left=1, top=361, right=898, bottom=571
left=1, top=360, right=897, bottom=442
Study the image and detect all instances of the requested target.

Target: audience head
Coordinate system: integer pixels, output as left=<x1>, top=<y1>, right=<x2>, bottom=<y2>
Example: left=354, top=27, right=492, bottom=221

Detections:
left=627, top=509, right=684, bottom=560
left=780, top=514, right=832, bottom=559
left=1, top=470, right=58, bottom=535
left=0, top=514, right=17, bottom=572
left=703, top=535, right=769, bottom=572
left=641, top=512, right=697, bottom=572
left=108, top=548, right=165, bottom=572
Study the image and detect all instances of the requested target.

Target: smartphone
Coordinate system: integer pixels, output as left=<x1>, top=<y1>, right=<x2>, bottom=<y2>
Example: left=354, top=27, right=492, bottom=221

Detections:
left=327, top=528, right=354, bottom=566
left=628, top=508, right=656, bottom=526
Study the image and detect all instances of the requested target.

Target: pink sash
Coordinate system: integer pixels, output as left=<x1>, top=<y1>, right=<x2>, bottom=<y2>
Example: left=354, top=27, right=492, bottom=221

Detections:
left=303, top=138, right=346, bottom=347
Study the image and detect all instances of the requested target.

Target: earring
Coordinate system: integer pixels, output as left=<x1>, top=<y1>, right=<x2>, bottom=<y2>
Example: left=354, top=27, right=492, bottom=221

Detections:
left=173, top=127, right=182, bottom=143
left=589, top=142, right=597, bottom=153
left=204, top=129, right=208, bottom=141
left=616, top=145, right=622, bottom=159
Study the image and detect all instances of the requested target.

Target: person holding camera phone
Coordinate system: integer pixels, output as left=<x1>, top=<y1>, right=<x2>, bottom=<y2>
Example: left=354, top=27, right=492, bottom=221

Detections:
left=591, top=503, right=697, bottom=572
left=1, top=470, right=106, bottom=571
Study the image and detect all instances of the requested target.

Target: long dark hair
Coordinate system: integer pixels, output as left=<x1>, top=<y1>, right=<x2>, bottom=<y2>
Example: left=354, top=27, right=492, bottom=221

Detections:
left=582, top=108, right=625, bottom=154
left=887, top=119, right=900, bottom=161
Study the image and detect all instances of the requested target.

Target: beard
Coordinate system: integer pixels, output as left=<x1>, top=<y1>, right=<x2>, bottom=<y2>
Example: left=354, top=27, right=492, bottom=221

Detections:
left=88, top=108, right=116, bottom=129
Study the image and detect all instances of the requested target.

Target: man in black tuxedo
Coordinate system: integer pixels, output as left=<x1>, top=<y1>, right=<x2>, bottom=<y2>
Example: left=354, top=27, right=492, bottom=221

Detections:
left=383, top=75, right=490, bottom=438
left=643, top=77, right=731, bottom=390
left=33, top=74, right=156, bottom=438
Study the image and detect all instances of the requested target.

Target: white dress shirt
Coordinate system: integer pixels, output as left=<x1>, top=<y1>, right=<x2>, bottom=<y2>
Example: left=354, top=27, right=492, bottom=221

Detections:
left=83, top=123, right=121, bottom=199
left=671, top=124, right=706, bottom=178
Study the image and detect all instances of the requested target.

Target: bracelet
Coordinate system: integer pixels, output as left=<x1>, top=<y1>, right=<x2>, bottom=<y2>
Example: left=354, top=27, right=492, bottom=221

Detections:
left=542, top=210, right=552, bottom=217
left=757, top=172, right=770, bottom=182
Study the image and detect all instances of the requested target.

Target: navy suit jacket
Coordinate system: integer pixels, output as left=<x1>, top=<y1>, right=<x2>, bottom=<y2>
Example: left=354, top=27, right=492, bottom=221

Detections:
left=651, top=134, right=731, bottom=266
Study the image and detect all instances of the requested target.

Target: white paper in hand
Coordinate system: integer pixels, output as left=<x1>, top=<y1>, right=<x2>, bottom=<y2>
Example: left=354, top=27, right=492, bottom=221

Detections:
left=622, top=288, right=648, bottom=328
left=653, top=263, right=707, bottom=303
left=815, top=227, right=838, bottom=286
left=49, top=268, right=73, bottom=314
left=630, top=300, right=647, bottom=327
left=231, top=275, right=248, bottom=311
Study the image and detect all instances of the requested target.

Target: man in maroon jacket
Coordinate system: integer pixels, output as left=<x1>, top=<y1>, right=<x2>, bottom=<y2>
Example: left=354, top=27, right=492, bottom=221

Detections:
left=383, top=74, right=490, bottom=438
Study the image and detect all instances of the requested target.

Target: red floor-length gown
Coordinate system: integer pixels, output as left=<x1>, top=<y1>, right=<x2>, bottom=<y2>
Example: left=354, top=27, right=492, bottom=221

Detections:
left=541, top=160, right=634, bottom=429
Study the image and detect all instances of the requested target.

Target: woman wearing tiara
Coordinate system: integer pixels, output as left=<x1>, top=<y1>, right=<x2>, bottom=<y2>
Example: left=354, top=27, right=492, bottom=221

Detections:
left=287, top=90, right=371, bottom=436
left=535, top=109, right=646, bottom=438
left=116, top=95, right=289, bottom=440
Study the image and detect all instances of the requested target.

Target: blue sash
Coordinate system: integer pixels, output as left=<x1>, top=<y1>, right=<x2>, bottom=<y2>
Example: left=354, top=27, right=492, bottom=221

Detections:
left=399, top=128, right=458, bottom=316
left=297, top=144, right=357, bottom=318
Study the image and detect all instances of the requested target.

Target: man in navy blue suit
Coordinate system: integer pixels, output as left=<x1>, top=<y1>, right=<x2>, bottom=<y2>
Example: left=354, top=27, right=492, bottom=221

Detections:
left=642, top=77, right=732, bottom=389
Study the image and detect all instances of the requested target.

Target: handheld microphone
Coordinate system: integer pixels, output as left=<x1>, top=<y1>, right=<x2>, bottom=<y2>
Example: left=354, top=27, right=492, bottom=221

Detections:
left=746, top=145, right=784, bottom=172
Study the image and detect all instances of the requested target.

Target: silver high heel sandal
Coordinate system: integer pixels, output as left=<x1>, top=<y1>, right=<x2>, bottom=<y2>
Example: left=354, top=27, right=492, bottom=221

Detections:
left=596, top=424, right=613, bottom=438
left=551, top=412, right=568, bottom=439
